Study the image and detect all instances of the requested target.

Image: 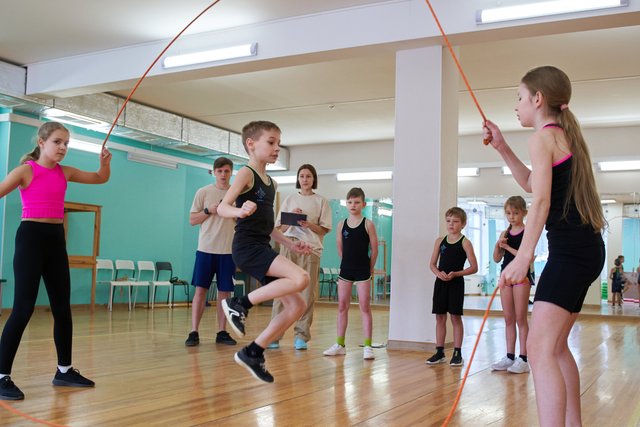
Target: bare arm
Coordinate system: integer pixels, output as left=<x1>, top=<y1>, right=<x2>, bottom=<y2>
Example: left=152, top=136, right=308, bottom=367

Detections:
left=429, top=237, right=448, bottom=281
left=499, top=132, right=553, bottom=286
left=366, top=219, right=379, bottom=273
left=484, top=121, right=532, bottom=192
left=0, top=164, right=30, bottom=198
left=450, top=239, right=478, bottom=278
left=64, top=148, right=112, bottom=184
left=493, top=230, right=506, bottom=263
left=336, top=221, right=344, bottom=258
left=217, top=167, right=254, bottom=219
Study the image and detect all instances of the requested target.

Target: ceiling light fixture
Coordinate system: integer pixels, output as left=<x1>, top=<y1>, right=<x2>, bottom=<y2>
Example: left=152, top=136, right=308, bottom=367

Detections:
left=600, top=199, right=617, bottom=204
left=336, top=171, right=392, bottom=182
left=69, top=138, right=102, bottom=154
left=476, top=0, right=628, bottom=24
left=272, top=175, right=297, bottom=185
left=458, top=167, right=479, bottom=177
left=598, top=160, right=640, bottom=171
left=163, top=43, right=258, bottom=68
left=502, top=165, right=532, bottom=175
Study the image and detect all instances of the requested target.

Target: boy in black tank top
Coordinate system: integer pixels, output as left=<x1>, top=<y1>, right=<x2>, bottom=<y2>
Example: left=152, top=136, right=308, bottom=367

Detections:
left=217, top=121, right=311, bottom=383
left=425, top=207, right=478, bottom=367
left=323, top=187, right=379, bottom=360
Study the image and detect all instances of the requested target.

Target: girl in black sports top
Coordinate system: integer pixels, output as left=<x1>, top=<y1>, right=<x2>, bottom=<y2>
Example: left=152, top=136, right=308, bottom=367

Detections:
left=491, top=195, right=532, bottom=375
left=484, top=66, right=605, bottom=427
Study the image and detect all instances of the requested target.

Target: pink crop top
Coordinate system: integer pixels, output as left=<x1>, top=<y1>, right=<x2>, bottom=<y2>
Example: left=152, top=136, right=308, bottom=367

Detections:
left=19, top=160, right=67, bottom=219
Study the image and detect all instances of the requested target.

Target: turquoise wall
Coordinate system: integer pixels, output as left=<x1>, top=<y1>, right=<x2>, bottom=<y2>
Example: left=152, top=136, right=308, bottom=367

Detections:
left=622, top=218, right=640, bottom=273
left=0, top=120, right=212, bottom=308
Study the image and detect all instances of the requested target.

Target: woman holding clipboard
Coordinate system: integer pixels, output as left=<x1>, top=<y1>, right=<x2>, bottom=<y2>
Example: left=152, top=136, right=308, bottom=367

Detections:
left=268, top=164, right=332, bottom=350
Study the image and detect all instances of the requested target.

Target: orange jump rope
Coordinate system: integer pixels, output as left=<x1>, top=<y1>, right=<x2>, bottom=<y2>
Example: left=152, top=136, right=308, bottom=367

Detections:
left=422, top=2, right=496, bottom=424
left=424, top=0, right=491, bottom=145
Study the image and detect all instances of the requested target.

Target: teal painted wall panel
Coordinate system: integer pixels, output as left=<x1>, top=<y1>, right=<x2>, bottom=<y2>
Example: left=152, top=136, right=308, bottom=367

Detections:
left=0, top=121, right=212, bottom=309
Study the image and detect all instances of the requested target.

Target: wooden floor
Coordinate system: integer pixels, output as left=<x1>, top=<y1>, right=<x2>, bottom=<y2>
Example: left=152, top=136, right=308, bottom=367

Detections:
left=1, top=300, right=639, bottom=426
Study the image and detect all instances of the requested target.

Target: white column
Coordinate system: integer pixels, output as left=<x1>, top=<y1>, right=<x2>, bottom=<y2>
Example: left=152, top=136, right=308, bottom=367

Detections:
left=388, top=46, right=458, bottom=351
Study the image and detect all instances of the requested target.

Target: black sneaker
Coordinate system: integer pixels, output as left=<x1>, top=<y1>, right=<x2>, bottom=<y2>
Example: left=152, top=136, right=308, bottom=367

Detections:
left=216, top=330, right=237, bottom=346
left=0, top=376, right=24, bottom=400
left=185, top=331, right=200, bottom=347
left=222, top=297, right=248, bottom=338
left=234, top=347, right=274, bottom=383
left=450, top=354, right=464, bottom=367
left=52, top=368, right=95, bottom=387
left=425, top=353, right=446, bottom=365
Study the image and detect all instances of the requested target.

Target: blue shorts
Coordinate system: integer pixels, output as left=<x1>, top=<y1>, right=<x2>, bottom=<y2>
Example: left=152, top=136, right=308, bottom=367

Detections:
left=191, top=251, right=235, bottom=291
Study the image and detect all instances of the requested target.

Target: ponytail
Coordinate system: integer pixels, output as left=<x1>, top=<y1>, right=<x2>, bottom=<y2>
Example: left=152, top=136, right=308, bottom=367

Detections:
left=558, top=109, right=605, bottom=232
left=521, top=66, right=605, bottom=232
left=20, top=146, right=40, bottom=164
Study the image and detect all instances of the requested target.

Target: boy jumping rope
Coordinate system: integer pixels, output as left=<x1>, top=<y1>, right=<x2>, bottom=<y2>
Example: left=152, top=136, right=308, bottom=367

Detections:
left=425, top=207, right=478, bottom=367
left=217, top=121, right=310, bottom=383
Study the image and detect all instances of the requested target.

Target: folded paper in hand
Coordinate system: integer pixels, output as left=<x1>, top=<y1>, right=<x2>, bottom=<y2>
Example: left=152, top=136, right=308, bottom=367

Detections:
left=281, top=212, right=307, bottom=226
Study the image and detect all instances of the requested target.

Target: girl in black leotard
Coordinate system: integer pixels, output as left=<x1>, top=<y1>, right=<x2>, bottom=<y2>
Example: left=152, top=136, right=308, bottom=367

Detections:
left=491, top=195, right=532, bottom=374
left=484, top=66, right=605, bottom=427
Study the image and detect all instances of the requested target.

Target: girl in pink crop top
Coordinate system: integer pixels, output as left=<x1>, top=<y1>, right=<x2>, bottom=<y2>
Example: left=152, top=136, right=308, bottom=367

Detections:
left=0, top=121, right=111, bottom=400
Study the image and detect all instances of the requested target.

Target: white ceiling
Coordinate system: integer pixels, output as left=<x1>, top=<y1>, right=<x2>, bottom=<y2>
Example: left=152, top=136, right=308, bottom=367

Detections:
left=0, top=0, right=639, bottom=148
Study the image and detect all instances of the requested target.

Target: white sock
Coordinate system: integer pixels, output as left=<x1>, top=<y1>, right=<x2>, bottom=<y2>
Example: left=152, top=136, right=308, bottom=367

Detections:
left=0, top=373, right=8, bottom=380
left=58, top=365, right=72, bottom=374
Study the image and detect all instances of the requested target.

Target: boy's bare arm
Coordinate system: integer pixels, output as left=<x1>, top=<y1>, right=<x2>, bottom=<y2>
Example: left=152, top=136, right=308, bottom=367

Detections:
left=366, top=219, right=379, bottom=272
left=451, top=239, right=479, bottom=278
left=430, top=237, right=448, bottom=280
left=217, top=167, right=253, bottom=219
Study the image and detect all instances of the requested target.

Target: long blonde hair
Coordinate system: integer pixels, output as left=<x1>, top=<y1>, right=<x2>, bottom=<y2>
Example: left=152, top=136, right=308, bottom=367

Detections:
left=521, top=66, right=605, bottom=232
left=20, top=122, right=69, bottom=164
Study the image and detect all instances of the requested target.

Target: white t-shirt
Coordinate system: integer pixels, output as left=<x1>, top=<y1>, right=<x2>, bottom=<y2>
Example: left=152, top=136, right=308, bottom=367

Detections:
left=190, top=184, right=235, bottom=254
left=275, top=192, right=332, bottom=258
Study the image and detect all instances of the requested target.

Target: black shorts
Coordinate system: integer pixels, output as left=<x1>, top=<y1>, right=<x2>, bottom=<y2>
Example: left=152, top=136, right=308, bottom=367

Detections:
left=534, top=237, right=605, bottom=313
left=338, top=268, right=371, bottom=283
left=432, top=278, right=464, bottom=315
left=232, top=237, right=278, bottom=285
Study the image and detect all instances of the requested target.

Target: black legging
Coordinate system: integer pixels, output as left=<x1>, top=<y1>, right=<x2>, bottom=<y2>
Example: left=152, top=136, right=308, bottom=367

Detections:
left=0, top=221, right=73, bottom=374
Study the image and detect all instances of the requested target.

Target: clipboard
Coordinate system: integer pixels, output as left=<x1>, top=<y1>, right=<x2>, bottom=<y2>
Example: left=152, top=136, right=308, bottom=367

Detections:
left=281, top=212, right=307, bottom=226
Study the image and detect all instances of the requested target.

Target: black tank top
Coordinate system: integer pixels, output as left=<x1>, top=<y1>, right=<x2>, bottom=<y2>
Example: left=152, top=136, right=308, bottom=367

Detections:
left=234, top=166, right=275, bottom=242
left=501, top=228, right=534, bottom=284
left=542, top=123, right=601, bottom=249
left=340, top=218, right=370, bottom=270
left=437, top=235, right=467, bottom=274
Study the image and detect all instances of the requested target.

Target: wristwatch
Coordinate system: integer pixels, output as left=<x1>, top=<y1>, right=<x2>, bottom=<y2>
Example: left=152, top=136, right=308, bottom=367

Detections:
left=204, top=208, right=211, bottom=215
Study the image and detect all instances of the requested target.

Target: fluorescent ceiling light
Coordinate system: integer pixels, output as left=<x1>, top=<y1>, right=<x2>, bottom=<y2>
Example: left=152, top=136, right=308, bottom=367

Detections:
left=502, top=165, right=532, bottom=175
left=127, top=152, right=177, bottom=169
left=164, top=43, right=257, bottom=68
left=42, top=108, right=109, bottom=129
left=598, top=160, right=640, bottom=171
left=69, top=138, right=102, bottom=154
left=272, top=175, right=297, bottom=185
left=600, top=199, right=617, bottom=204
left=378, top=207, right=393, bottom=217
left=266, top=163, right=286, bottom=172
left=458, top=167, right=479, bottom=177
left=477, top=0, right=628, bottom=24
left=468, top=200, right=487, bottom=205
left=336, top=171, right=392, bottom=182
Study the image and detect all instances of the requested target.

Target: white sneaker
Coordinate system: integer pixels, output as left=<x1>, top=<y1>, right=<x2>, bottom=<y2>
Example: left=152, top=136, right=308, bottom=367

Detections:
left=323, top=343, right=346, bottom=356
left=491, top=356, right=515, bottom=371
left=363, top=346, right=375, bottom=360
left=507, top=357, right=530, bottom=374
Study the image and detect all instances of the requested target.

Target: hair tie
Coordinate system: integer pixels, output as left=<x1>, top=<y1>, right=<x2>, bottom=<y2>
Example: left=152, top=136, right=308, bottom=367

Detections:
left=560, top=104, right=569, bottom=111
